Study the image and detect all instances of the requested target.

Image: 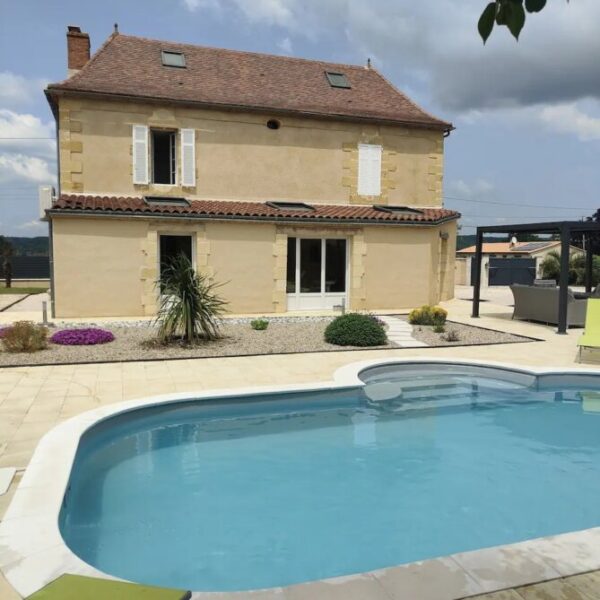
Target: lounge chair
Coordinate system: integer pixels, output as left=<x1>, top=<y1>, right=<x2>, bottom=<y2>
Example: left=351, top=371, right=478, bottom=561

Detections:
left=510, top=284, right=587, bottom=327
left=577, top=298, right=600, bottom=362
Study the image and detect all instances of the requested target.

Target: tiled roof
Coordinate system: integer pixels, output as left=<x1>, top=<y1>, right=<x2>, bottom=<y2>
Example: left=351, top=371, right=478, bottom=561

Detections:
left=458, top=242, right=559, bottom=254
left=50, top=195, right=460, bottom=225
left=46, top=33, right=451, bottom=130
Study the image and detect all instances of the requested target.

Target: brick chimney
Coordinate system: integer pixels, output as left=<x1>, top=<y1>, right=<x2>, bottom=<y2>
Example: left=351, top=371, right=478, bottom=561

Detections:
left=67, top=26, right=90, bottom=76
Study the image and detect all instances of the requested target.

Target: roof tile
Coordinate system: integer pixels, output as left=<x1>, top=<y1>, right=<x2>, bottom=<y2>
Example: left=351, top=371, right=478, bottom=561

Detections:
left=50, top=195, right=460, bottom=225
left=47, top=33, right=450, bottom=129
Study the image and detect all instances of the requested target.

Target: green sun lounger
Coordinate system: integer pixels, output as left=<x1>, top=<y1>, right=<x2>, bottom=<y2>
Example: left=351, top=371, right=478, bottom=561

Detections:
left=578, top=298, right=600, bottom=362
left=26, top=574, right=191, bottom=600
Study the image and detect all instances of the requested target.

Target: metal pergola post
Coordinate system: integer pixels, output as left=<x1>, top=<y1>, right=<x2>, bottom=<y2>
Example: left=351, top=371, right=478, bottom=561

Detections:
left=471, top=230, right=483, bottom=318
left=557, top=223, right=571, bottom=335
left=585, top=236, right=594, bottom=294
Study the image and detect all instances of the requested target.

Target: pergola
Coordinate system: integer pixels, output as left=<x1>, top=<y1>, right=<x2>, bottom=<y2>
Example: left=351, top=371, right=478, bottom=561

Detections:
left=471, top=221, right=600, bottom=334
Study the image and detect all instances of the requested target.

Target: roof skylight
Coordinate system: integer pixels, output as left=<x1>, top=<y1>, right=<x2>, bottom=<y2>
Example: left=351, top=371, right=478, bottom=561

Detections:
left=266, top=201, right=315, bottom=212
left=144, top=196, right=190, bottom=206
left=373, top=205, right=424, bottom=215
left=325, top=71, right=351, bottom=89
left=161, top=51, right=186, bottom=68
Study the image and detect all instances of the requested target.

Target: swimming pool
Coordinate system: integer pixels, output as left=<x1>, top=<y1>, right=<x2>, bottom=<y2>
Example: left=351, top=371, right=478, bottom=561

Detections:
left=57, top=362, right=600, bottom=592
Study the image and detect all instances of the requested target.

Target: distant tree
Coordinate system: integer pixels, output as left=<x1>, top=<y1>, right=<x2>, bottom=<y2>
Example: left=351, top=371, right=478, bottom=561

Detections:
left=478, top=1, right=567, bottom=43
left=0, top=237, right=14, bottom=288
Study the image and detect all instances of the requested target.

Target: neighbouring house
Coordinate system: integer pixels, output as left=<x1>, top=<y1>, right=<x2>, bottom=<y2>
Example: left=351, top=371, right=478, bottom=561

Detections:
left=456, top=240, right=584, bottom=287
left=42, top=25, right=458, bottom=318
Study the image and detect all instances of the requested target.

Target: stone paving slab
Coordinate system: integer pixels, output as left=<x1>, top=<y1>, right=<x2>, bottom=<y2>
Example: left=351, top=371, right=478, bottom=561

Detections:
left=0, top=296, right=599, bottom=598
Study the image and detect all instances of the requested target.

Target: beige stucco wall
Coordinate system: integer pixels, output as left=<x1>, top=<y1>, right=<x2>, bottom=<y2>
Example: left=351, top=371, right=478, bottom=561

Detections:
left=51, top=215, right=455, bottom=318
left=204, top=221, right=276, bottom=314
left=362, top=221, right=455, bottom=310
left=52, top=217, right=148, bottom=318
left=58, top=96, right=445, bottom=207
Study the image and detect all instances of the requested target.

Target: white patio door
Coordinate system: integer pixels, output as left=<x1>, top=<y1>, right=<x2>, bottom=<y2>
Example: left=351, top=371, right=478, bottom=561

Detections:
left=286, top=237, right=348, bottom=311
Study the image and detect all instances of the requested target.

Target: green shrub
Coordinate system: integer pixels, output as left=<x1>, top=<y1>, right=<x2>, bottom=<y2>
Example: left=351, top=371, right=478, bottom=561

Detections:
left=433, top=324, right=445, bottom=334
left=324, top=313, right=387, bottom=347
left=1, top=321, right=48, bottom=353
left=251, top=318, right=269, bottom=331
left=156, top=255, right=227, bottom=343
left=408, top=305, right=448, bottom=326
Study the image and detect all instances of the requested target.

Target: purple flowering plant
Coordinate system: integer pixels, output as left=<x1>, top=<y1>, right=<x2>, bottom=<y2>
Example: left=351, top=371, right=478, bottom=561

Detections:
left=50, top=328, right=115, bottom=346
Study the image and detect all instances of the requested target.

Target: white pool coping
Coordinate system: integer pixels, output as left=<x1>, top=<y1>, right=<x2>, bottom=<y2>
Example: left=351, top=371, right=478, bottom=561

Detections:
left=2, top=357, right=600, bottom=599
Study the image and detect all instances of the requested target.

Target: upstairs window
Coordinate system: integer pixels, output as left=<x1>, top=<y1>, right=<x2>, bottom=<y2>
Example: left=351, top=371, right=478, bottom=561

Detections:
left=325, top=71, right=351, bottom=89
left=161, top=51, right=186, bottom=68
left=151, top=130, right=176, bottom=185
left=357, top=143, right=382, bottom=196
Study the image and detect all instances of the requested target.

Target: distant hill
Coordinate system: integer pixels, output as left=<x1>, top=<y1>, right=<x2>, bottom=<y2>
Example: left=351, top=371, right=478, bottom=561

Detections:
left=6, top=237, right=49, bottom=256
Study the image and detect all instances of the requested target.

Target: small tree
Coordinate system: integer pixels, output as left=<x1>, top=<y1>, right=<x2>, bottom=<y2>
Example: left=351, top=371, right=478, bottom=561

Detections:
left=538, top=250, right=598, bottom=286
left=155, top=254, right=227, bottom=343
left=0, top=236, right=13, bottom=288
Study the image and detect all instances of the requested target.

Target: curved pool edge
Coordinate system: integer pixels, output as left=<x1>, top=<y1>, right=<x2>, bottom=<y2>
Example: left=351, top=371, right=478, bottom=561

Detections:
left=2, top=357, right=600, bottom=599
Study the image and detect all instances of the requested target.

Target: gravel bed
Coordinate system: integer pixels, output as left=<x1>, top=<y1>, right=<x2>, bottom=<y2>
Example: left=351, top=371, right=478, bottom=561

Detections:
left=0, top=320, right=388, bottom=366
left=406, top=319, right=530, bottom=346
left=0, top=317, right=532, bottom=367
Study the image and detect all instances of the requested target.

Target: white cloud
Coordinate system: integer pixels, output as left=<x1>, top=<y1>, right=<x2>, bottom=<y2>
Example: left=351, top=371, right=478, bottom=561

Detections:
left=0, top=109, right=55, bottom=159
left=17, top=219, right=46, bottom=232
left=181, top=0, right=600, bottom=113
left=446, top=178, right=495, bottom=200
left=0, top=154, right=55, bottom=184
left=0, top=72, right=48, bottom=108
left=538, top=103, right=600, bottom=142
left=277, top=37, right=293, bottom=54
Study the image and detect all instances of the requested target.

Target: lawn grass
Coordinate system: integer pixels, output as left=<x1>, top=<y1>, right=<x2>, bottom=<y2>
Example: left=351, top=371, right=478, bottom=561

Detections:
left=0, top=286, right=47, bottom=294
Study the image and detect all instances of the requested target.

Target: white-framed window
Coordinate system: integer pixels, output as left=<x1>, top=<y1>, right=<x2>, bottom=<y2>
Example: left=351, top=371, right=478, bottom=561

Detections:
left=357, top=143, right=382, bottom=196
left=151, top=129, right=177, bottom=185
left=132, top=126, right=196, bottom=187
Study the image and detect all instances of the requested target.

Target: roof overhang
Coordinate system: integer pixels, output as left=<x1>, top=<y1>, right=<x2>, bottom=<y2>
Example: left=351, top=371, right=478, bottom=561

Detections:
left=44, top=87, right=453, bottom=133
left=46, top=208, right=460, bottom=228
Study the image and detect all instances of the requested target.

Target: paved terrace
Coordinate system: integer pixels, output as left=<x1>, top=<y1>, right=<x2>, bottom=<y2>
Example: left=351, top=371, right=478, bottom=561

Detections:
left=1, top=289, right=598, bottom=599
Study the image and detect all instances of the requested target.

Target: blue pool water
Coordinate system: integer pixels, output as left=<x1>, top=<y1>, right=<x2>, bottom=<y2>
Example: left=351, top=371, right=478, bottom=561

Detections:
left=60, top=363, right=600, bottom=591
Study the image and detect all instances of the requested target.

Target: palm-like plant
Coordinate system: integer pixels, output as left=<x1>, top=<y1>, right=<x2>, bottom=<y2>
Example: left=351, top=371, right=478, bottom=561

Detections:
left=155, top=255, right=227, bottom=343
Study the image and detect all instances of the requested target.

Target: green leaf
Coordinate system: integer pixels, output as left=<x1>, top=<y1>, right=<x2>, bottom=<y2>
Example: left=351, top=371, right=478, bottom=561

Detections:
left=505, top=2, right=526, bottom=39
left=525, top=0, right=546, bottom=13
left=478, top=2, right=497, bottom=43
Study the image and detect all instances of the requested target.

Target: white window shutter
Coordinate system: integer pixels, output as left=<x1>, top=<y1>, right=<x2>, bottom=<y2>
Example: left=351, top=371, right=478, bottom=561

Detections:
left=181, top=128, right=196, bottom=187
left=132, top=125, right=148, bottom=185
left=357, top=143, right=382, bottom=196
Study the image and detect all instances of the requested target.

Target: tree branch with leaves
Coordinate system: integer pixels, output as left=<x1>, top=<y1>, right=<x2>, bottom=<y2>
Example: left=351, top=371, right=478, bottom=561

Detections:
left=478, top=0, right=565, bottom=43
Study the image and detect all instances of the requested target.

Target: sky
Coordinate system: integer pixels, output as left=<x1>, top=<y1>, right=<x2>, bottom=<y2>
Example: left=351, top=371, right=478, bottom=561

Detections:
left=1, top=0, right=599, bottom=236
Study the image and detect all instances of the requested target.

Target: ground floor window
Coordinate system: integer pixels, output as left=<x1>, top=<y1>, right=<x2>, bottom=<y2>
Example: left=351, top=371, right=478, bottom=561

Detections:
left=286, top=237, right=348, bottom=310
left=159, top=235, right=193, bottom=290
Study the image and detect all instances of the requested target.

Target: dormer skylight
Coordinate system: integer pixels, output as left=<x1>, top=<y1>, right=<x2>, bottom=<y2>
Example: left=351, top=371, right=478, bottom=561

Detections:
left=325, top=71, right=351, bottom=89
left=266, top=201, right=315, bottom=212
left=161, top=51, right=186, bottom=68
left=144, top=196, right=190, bottom=206
left=373, top=205, right=424, bottom=215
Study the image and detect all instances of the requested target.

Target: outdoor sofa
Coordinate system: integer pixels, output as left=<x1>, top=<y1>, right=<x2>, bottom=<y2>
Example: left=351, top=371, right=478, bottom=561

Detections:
left=510, top=284, right=587, bottom=327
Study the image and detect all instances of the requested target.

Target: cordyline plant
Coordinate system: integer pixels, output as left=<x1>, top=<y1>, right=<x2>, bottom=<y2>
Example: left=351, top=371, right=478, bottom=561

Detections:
left=155, top=255, right=227, bottom=344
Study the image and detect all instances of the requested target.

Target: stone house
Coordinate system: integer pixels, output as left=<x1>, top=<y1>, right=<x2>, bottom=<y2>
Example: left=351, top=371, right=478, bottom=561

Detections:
left=43, top=26, right=458, bottom=317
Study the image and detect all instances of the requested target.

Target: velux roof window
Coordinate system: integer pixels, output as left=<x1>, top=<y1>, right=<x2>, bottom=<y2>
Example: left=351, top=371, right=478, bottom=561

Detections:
left=266, top=201, right=315, bottom=212
left=325, top=71, right=351, bottom=89
left=144, top=196, right=190, bottom=206
left=161, top=51, right=186, bottom=68
left=373, top=205, right=424, bottom=215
